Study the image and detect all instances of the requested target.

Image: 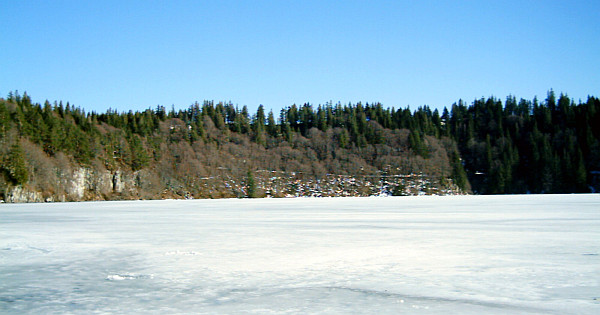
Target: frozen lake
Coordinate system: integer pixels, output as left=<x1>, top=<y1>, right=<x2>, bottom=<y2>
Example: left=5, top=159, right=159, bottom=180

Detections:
left=1, top=195, right=599, bottom=314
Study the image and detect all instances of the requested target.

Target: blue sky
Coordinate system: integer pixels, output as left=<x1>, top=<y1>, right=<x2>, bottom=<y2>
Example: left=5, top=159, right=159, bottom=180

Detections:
left=1, top=0, right=598, bottom=113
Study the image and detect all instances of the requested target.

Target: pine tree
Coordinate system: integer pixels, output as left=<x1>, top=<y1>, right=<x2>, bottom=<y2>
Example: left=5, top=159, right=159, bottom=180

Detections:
left=129, top=135, right=149, bottom=171
left=252, top=105, right=266, bottom=145
left=246, top=170, right=256, bottom=198
left=4, top=143, right=28, bottom=185
left=266, top=110, right=278, bottom=137
left=450, top=151, right=468, bottom=191
left=0, top=101, right=10, bottom=137
left=409, top=130, right=429, bottom=158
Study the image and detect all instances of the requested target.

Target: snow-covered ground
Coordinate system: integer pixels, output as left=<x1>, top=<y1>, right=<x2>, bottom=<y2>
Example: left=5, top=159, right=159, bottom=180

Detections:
left=1, top=195, right=599, bottom=314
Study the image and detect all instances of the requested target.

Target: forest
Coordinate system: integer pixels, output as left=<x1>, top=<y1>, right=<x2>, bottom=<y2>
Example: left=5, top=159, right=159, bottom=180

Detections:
left=0, top=90, right=598, bottom=201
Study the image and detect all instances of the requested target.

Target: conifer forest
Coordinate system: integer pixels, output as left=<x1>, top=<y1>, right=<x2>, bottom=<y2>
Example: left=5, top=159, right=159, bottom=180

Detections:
left=0, top=90, right=599, bottom=202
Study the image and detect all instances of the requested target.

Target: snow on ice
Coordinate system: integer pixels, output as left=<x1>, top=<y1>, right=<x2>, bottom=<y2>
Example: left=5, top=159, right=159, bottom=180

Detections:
left=1, top=195, right=599, bottom=314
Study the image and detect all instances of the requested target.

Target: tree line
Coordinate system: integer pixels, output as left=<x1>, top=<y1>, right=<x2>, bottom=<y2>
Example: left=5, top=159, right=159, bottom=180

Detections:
left=1, top=89, right=598, bottom=196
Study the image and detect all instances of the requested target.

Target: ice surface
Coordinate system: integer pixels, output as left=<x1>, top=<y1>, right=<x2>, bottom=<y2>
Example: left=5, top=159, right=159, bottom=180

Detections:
left=1, top=195, right=599, bottom=314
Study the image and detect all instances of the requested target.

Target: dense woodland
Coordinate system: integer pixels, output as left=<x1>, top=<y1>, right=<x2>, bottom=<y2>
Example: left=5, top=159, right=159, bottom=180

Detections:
left=0, top=90, right=598, bottom=201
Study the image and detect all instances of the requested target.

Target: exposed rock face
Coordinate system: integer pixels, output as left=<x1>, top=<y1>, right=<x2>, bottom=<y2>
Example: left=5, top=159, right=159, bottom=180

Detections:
left=86, top=168, right=113, bottom=197
left=5, top=186, right=44, bottom=203
left=3, top=165, right=466, bottom=203
left=63, top=167, right=117, bottom=200
left=109, top=169, right=139, bottom=195
left=3, top=168, right=143, bottom=203
left=67, top=168, right=87, bottom=200
left=112, top=170, right=122, bottom=193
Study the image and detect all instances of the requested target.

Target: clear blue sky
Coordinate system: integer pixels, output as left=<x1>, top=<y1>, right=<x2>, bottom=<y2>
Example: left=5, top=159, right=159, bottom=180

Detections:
left=1, top=0, right=598, bottom=114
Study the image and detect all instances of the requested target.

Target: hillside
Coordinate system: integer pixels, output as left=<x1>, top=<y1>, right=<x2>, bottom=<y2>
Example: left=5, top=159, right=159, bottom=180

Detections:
left=0, top=90, right=598, bottom=202
left=0, top=92, right=465, bottom=202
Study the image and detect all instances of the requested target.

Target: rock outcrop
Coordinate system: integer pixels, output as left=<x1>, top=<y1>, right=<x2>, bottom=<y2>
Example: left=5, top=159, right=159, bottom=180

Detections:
left=3, top=167, right=144, bottom=203
left=5, top=186, right=44, bottom=203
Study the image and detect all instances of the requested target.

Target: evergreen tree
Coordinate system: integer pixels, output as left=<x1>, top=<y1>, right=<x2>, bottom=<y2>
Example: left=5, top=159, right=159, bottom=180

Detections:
left=129, top=135, right=149, bottom=171
left=450, top=151, right=468, bottom=191
left=246, top=170, right=256, bottom=198
left=0, top=101, right=10, bottom=137
left=4, top=143, right=28, bottom=185
left=266, top=110, right=278, bottom=137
